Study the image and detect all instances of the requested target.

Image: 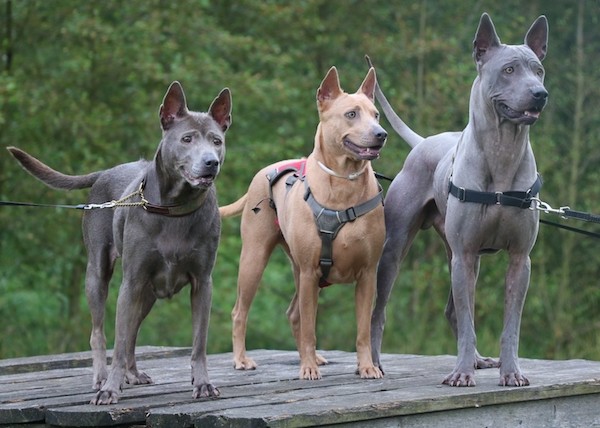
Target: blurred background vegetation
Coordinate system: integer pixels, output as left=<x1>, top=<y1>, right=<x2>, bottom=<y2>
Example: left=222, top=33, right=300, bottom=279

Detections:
left=1, top=0, right=599, bottom=363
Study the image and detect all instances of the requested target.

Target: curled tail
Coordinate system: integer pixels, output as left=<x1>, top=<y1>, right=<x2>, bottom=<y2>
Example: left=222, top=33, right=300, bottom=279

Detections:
left=219, top=193, right=248, bottom=218
left=7, top=146, right=102, bottom=190
left=365, top=55, right=424, bottom=149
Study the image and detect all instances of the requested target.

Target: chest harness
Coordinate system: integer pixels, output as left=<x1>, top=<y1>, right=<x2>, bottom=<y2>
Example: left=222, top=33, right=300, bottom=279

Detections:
left=264, top=159, right=383, bottom=287
left=448, top=174, right=542, bottom=208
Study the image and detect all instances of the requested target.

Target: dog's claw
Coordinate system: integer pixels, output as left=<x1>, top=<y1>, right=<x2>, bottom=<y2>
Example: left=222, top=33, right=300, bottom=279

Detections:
left=499, top=372, right=529, bottom=387
left=125, top=370, right=153, bottom=385
left=316, top=353, right=328, bottom=366
left=475, top=351, right=499, bottom=369
left=233, top=356, right=257, bottom=370
left=299, top=365, right=322, bottom=380
left=442, top=371, right=476, bottom=387
left=192, top=383, right=220, bottom=399
left=90, top=389, right=119, bottom=405
left=356, top=365, right=384, bottom=379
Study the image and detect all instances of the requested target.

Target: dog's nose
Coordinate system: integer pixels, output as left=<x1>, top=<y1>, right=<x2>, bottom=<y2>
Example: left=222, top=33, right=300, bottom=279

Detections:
left=532, top=87, right=548, bottom=101
left=375, top=130, right=388, bottom=144
left=204, top=158, right=220, bottom=168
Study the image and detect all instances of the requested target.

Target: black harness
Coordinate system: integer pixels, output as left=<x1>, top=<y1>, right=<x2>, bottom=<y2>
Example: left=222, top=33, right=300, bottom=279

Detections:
left=265, top=160, right=383, bottom=287
left=448, top=174, right=543, bottom=208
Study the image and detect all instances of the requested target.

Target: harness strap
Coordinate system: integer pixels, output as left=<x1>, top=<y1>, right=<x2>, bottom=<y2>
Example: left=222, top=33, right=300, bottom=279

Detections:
left=303, top=179, right=383, bottom=287
left=448, top=174, right=542, bottom=209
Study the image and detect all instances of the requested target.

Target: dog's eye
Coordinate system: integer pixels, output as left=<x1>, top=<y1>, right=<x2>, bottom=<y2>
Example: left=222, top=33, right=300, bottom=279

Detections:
left=375, top=112, right=380, bottom=121
left=345, top=111, right=357, bottom=119
left=213, top=137, right=222, bottom=146
left=182, top=135, right=193, bottom=144
left=504, top=66, right=514, bottom=74
left=536, top=68, right=544, bottom=77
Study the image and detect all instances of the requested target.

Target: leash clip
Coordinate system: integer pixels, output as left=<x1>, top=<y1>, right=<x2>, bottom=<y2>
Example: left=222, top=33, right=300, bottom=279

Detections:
left=530, top=197, right=569, bottom=217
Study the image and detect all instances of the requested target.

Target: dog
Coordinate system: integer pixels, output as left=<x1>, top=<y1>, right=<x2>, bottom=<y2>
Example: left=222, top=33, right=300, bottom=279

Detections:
left=8, top=81, right=232, bottom=403
left=220, top=67, right=387, bottom=380
left=369, top=13, right=548, bottom=387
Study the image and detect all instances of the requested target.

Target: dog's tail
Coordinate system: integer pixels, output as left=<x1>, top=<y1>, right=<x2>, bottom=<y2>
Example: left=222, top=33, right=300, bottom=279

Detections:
left=7, top=146, right=102, bottom=190
left=365, top=55, right=424, bottom=149
left=219, top=193, right=248, bottom=218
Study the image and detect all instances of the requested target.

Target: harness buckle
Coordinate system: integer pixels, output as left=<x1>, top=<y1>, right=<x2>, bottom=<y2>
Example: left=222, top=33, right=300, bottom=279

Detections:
left=320, top=258, right=333, bottom=267
left=495, top=192, right=503, bottom=205
left=457, top=187, right=466, bottom=202
left=339, top=206, right=357, bottom=222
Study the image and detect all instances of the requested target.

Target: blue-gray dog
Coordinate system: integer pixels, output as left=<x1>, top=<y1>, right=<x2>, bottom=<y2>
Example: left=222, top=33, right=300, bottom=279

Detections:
left=370, top=13, right=548, bottom=387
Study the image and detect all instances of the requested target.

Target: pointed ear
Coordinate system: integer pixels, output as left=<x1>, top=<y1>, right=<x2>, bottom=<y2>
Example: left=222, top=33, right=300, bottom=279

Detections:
left=524, top=15, right=548, bottom=61
left=209, top=88, right=232, bottom=132
left=316, top=66, right=343, bottom=105
left=358, top=67, right=376, bottom=102
left=159, top=81, right=188, bottom=130
left=473, top=13, right=501, bottom=64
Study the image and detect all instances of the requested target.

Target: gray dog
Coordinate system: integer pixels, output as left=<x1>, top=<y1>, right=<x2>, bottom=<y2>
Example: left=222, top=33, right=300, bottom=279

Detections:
left=8, top=81, right=232, bottom=403
left=370, top=13, right=548, bottom=387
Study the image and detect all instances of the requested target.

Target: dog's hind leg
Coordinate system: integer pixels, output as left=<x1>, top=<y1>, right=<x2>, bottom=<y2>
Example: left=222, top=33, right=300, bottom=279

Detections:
left=371, top=179, right=429, bottom=372
left=231, top=224, right=280, bottom=370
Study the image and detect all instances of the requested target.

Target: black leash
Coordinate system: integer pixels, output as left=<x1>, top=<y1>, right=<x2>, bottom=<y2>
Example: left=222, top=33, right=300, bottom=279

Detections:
left=0, top=201, right=89, bottom=210
left=539, top=218, right=600, bottom=239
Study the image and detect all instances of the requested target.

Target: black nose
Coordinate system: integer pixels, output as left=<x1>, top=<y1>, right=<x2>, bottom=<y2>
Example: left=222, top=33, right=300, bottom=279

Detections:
left=532, top=87, right=548, bottom=101
left=205, top=158, right=219, bottom=168
left=376, top=130, right=388, bottom=143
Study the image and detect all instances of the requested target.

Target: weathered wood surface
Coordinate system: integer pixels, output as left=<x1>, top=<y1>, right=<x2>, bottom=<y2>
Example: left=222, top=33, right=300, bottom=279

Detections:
left=0, top=346, right=599, bottom=427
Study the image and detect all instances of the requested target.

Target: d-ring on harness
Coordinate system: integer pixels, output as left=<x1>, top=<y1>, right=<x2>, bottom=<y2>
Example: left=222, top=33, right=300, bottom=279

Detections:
left=264, top=159, right=383, bottom=287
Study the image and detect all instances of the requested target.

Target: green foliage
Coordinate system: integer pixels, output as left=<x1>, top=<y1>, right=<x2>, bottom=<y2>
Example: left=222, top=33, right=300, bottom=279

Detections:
left=1, top=0, right=599, bottom=365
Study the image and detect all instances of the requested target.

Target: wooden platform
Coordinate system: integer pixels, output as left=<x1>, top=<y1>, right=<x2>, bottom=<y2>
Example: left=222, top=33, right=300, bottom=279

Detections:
left=1, top=347, right=599, bottom=427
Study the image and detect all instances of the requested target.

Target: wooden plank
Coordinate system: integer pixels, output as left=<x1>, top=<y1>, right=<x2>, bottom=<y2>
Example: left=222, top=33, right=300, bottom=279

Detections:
left=0, top=349, right=599, bottom=427
left=0, top=346, right=191, bottom=376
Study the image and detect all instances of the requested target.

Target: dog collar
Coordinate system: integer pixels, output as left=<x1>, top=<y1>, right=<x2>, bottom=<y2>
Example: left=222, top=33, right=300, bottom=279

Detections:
left=139, top=179, right=206, bottom=217
left=317, top=160, right=367, bottom=181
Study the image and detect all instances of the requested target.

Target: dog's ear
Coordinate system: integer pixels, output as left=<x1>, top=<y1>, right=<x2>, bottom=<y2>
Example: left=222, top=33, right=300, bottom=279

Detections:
left=524, top=16, right=548, bottom=61
left=160, top=81, right=188, bottom=130
left=209, top=88, right=233, bottom=133
left=473, top=13, right=501, bottom=64
left=358, top=67, right=377, bottom=102
left=317, top=66, right=343, bottom=105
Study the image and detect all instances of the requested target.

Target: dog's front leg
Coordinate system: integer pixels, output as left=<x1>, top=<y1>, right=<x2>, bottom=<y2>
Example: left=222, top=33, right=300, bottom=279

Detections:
left=498, top=254, right=531, bottom=387
left=298, top=272, right=321, bottom=380
left=91, top=282, right=154, bottom=404
left=355, top=272, right=383, bottom=379
left=443, top=253, right=478, bottom=387
left=190, top=276, right=220, bottom=398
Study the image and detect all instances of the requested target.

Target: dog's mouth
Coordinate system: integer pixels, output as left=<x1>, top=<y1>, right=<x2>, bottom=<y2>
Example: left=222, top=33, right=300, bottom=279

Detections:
left=343, top=138, right=383, bottom=160
left=182, top=170, right=216, bottom=188
left=497, top=103, right=543, bottom=125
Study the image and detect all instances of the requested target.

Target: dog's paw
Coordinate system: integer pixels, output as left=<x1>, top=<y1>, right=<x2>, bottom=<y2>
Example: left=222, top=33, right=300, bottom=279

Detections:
left=475, top=351, right=500, bottom=369
left=233, top=356, right=257, bottom=370
left=499, top=371, right=529, bottom=387
left=192, top=383, right=221, bottom=399
left=442, top=370, right=476, bottom=387
left=299, top=365, right=322, bottom=380
left=316, top=353, right=328, bottom=366
left=125, top=370, right=153, bottom=385
left=356, top=365, right=384, bottom=379
left=90, top=389, right=119, bottom=405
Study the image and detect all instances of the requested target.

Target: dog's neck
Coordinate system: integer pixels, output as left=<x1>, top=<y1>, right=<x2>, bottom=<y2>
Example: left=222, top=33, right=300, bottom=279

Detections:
left=145, top=158, right=208, bottom=208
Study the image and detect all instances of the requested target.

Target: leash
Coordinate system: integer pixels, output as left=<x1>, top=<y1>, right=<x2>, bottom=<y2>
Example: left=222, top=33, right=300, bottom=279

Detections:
left=531, top=197, right=600, bottom=239
left=0, top=186, right=145, bottom=211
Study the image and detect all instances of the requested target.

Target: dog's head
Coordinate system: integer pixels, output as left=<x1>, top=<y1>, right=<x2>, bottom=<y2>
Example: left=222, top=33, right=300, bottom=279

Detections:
left=157, top=82, right=232, bottom=189
left=473, top=13, right=548, bottom=126
left=316, top=67, right=387, bottom=161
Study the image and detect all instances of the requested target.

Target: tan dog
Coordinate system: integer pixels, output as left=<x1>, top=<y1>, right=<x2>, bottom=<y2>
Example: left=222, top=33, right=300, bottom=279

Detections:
left=220, top=67, right=387, bottom=380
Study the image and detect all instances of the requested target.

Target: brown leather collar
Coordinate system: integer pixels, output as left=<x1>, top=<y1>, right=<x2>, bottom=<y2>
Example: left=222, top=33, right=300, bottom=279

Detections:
left=139, top=178, right=206, bottom=217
